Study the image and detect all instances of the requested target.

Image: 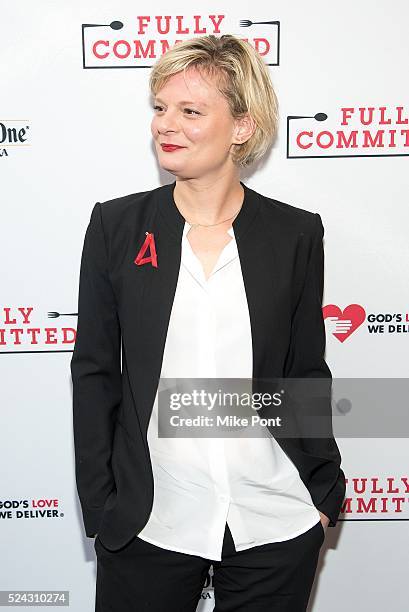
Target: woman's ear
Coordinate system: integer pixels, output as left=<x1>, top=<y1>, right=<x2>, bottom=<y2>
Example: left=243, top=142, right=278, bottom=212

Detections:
left=232, top=113, right=256, bottom=145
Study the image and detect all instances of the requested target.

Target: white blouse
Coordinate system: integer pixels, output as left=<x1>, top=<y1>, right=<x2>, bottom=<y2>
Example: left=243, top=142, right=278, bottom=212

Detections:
left=136, top=220, right=321, bottom=561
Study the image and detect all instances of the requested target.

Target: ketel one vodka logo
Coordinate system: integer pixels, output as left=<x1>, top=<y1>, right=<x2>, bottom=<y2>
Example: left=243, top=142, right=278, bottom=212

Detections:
left=0, top=120, right=30, bottom=157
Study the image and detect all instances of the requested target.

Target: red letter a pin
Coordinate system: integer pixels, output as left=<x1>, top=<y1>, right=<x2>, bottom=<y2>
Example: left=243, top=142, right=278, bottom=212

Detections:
left=134, top=232, right=158, bottom=268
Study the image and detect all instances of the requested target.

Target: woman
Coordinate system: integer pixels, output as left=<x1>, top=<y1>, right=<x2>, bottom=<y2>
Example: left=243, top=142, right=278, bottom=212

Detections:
left=71, top=34, right=345, bottom=611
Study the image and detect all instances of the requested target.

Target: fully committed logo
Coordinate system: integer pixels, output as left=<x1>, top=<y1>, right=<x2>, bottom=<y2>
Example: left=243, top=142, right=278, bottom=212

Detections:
left=287, top=106, right=409, bottom=158
left=0, top=307, right=76, bottom=353
left=341, top=476, right=409, bottom=520
left=81, top=15, right=280, bottom=69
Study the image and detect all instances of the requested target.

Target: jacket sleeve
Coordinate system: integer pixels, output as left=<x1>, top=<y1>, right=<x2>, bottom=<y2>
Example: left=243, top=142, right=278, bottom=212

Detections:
left=284, top=213, right=346, bottom=527
left=70, top=202, right=122, bottom=537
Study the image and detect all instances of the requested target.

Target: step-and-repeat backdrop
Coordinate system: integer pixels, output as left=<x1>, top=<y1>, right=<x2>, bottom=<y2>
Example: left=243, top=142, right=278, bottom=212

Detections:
left=2, top=1, right=408, bottom=610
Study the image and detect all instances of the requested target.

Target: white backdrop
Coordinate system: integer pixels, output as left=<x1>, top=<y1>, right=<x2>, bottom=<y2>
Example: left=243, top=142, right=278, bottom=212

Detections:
left=1, top=1, right=408, bottom=610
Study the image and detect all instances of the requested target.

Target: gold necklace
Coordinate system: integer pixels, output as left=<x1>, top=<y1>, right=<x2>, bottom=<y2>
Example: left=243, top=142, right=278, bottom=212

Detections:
left=187, top=206, right=242, bottom=229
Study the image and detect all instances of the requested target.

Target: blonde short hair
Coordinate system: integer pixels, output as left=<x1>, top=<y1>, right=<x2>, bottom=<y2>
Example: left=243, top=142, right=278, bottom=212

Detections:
left=149, top=34, right=279, bottom=168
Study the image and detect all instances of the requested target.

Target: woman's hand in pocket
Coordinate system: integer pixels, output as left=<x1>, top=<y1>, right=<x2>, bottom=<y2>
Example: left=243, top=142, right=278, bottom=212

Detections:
left=318, top=511, right=330, bottom=534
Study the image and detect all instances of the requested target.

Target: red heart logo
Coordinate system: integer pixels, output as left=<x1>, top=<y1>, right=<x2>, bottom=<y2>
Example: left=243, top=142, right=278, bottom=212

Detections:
left=323, top=304, right=366, bottom=342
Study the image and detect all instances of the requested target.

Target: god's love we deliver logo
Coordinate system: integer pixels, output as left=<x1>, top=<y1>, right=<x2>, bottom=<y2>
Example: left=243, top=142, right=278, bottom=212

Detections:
left=323, top=305, right=409, bottom=343
left=0, top=498, right=64, bottom=523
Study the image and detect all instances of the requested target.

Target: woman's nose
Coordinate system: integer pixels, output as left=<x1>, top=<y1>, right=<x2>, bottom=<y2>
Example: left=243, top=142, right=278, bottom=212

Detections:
left=156, top=110, right=179, bottom=133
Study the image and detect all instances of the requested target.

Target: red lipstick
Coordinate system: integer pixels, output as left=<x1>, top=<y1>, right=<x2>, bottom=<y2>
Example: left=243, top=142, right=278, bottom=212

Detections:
left=161, top=144, right=185, bottom=152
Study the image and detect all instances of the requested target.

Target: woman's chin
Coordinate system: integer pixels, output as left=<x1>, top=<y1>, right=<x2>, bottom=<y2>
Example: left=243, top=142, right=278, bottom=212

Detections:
left=159, top=161, right=186, bottom=174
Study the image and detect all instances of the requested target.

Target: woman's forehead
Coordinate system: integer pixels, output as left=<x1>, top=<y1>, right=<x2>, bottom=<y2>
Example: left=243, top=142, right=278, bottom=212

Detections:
left=156, top=70, right=224, bottom=105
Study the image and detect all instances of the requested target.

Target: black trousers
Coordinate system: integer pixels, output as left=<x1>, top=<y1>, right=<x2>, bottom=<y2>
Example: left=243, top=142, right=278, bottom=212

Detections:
left=94, top=520, right=325, bottom=611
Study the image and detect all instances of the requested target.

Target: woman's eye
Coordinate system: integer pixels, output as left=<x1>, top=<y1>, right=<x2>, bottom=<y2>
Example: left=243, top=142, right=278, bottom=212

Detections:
left=152, top=105, right=200, bottom=116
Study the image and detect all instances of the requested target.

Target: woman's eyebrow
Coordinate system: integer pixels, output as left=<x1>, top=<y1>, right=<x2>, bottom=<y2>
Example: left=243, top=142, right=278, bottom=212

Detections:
left=154, top=97, right=209, bottom=108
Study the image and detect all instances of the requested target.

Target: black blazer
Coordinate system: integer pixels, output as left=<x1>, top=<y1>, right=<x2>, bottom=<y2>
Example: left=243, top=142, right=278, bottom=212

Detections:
left=70, top=181, right=346, bottom=551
